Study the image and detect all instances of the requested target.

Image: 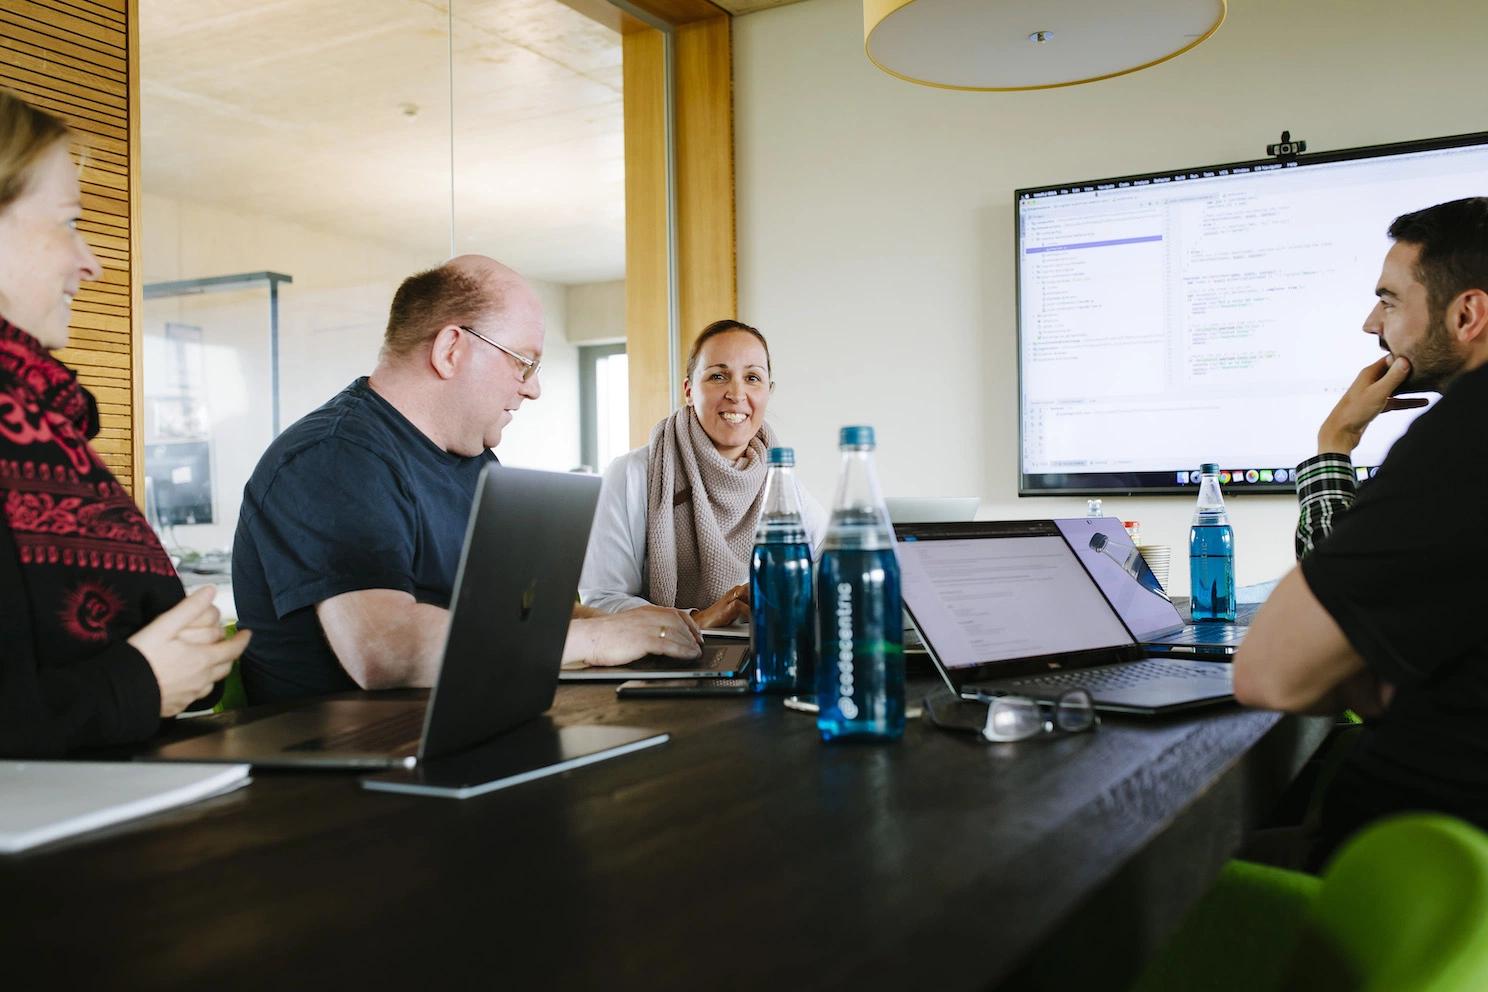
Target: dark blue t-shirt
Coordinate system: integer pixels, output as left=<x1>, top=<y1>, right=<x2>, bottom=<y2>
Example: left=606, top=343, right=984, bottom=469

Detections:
left=232, top=378, right=494, bottom=702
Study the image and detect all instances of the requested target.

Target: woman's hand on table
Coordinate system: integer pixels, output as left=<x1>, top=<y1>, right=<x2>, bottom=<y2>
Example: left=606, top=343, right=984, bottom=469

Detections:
left=693, top=584, right=750, bottom=631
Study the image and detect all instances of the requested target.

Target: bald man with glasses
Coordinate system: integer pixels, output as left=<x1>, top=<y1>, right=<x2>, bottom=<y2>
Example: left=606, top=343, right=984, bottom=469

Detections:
left=232, top=255, right=702, bottom=703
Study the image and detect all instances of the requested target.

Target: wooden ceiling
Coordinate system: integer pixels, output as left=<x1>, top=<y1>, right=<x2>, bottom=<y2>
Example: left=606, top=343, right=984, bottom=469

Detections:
left=709, top=0, right=808, bottom=14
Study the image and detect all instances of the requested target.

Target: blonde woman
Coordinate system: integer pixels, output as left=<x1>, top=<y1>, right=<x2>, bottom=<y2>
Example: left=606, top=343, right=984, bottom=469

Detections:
left=580, top=320, right=826, bottom=629
left=0, top=89, right=247, bottom=756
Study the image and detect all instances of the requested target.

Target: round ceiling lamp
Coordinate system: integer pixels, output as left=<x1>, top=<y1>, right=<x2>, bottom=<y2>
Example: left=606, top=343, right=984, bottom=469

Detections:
left=864, top=0, right=1227, bottom=92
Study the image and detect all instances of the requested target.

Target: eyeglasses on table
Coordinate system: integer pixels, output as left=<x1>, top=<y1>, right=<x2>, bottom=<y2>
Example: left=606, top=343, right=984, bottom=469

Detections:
left=922, top=688, right=1099, bottom=743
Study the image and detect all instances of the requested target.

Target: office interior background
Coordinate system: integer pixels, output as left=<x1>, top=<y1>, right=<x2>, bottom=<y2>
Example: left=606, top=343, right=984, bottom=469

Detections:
left=136, top=0, right=626, bottom=556
left=732, top=0, right=1488, bottom=594
left=44, top=0, right=1488, bottom=596
left=9, top=3, right=1488, bottom=984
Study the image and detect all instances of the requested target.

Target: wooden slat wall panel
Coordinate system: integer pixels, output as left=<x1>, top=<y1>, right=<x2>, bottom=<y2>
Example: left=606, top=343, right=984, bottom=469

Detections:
left=0, top=0, right=138, bottom=495
left=0, top=18, right=127, bottom=77
left=7, top=2, right=125, bottom=52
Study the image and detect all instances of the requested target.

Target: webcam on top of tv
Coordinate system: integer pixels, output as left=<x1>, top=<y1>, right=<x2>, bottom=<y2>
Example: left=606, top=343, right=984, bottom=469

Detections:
left=1266, top=130, right=1307, bottom=162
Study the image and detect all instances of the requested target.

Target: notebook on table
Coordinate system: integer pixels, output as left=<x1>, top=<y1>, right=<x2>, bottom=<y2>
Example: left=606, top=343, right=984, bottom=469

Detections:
left=0, top=761, right=250, bottom=854
left=895, top=520, right=1233, bottom=715
left=1053, top=517, right=1248, bottom=659
left=146, top=465, right=667, bottom=795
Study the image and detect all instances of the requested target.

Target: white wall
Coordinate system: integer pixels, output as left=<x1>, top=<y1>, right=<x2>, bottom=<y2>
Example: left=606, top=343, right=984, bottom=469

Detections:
left=735, top=0, right=1488, bottom=594
left=141, top=192, right=586, bottom=548
left=495, top=280, right=583, bottom=471
left=566, top=279, right=625, bottom=343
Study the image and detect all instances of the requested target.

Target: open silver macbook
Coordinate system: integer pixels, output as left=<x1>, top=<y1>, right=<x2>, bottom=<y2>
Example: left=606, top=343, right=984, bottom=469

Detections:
left=895, top=520, right=1233, bottom=715
left=559, top=642, right=752, bottom=682
left=148, top=466, right=666, bottom=778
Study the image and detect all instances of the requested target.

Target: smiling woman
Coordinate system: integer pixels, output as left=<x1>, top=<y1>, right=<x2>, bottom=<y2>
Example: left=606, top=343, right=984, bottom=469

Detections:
left=0, top=89, right=249, bottom=757
left=0, top=139, right=98, bottom=350
left=578, top=319, right=828, bottom=629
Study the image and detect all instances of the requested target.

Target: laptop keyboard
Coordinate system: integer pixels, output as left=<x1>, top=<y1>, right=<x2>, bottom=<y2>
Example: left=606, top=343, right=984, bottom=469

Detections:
left=992, top=659, right=1230, bottom=693
left=284, top=707, right=426, bottom=753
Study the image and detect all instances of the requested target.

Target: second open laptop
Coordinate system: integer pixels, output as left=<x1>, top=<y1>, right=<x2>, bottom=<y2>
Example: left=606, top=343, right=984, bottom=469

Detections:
left=558, top=642, right=752, bottom=682
left=895, top=520, right=1233, bottom=715
left=148, top=465, right=666, bottom=774
left=1052, top=517, right=1248, bottom=658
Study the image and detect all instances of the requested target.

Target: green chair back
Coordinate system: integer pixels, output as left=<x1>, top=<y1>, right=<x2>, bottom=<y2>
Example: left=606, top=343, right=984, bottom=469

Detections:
left=1130, top=814, right=1488, bottom=992
left=1291, top=814, right=1488, bottom=992
left=1128, top=859, right=1321, bottom=992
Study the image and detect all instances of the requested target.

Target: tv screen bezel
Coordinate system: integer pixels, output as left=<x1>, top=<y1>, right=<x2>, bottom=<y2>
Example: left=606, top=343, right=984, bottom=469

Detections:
left=1014, top=129, right=1488, bottom=497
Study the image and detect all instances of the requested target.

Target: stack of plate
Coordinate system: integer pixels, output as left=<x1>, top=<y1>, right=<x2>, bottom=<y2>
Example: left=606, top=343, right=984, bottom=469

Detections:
left=1137, top=544, right=1172, bottom=593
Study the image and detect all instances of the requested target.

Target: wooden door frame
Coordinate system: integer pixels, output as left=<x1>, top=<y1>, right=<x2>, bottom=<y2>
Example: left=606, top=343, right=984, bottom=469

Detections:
left=614, top=0, right=737, bottom=446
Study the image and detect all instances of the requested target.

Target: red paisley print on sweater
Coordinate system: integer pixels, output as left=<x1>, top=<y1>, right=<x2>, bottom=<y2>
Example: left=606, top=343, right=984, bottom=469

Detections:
left=0, top=317, right=182, bottom=658
left=57, top=580, right=124, bottom=643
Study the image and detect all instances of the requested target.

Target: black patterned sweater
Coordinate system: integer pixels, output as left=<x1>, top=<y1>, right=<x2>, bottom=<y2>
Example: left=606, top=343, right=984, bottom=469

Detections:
left=0, top=316, right=183, bottom=756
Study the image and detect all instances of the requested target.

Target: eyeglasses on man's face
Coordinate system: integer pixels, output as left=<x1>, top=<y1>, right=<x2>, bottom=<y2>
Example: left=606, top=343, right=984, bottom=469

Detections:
left=923, top=688, right=1099, bottom=743
left=459, top=325, right=541, bottom=383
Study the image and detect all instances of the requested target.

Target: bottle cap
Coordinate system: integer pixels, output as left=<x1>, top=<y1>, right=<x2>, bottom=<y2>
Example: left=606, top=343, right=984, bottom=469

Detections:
left=767, top=446, right=795, bottom=466
left=1200, top=462, right=1219, bottom=474
left=839, top=425, right=876, bottom=448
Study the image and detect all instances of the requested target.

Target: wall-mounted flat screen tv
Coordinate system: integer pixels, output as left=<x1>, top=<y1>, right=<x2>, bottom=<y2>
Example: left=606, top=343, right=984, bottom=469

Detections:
left=1016, top=131, right=1488, bottom=495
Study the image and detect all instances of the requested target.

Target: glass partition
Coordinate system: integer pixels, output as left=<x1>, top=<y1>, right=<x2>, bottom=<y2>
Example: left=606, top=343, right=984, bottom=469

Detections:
left=140, top=2, right=458, bottom=579
left=140, top=0, right=634, bottom=589
left=450, top=0, right=626, bottom=472
left=141, top=279, right=275, bottom=559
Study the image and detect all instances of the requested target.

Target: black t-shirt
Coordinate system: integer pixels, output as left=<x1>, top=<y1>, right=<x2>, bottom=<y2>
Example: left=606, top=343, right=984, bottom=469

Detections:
left=1302, top=361, right=1488, bottom=854
left=232, top=378, right=494, bottom=702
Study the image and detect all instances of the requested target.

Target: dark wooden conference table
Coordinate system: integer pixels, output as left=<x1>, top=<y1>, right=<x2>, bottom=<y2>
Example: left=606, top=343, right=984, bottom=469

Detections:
left=0, top=671, right=1330, bottom=991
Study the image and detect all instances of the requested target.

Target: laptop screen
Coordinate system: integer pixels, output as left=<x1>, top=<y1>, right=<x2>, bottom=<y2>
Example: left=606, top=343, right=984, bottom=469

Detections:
left=1053, top=518, right=1185, bottom=641
left=897, top=530, right=1136, bottom=670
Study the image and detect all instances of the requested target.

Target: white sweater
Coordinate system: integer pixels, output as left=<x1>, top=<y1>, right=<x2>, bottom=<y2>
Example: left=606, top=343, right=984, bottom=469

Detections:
left=578, top=444, right=830, bottom=614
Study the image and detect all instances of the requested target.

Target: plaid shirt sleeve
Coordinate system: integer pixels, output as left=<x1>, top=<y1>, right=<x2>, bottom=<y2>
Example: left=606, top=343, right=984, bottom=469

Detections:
left=1294, top=453, right=1358, bottom=559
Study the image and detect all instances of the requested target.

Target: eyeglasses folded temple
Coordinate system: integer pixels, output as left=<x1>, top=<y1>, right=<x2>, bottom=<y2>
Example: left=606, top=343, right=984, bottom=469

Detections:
left=924, top=688, right=1098, bottom=743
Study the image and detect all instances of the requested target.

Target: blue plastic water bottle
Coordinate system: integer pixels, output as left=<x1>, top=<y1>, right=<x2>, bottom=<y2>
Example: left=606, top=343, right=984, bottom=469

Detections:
left=1189, top=463, right=1236, bottom=622
left=816, top=426, right=904, bottom=741
left=751, top=447, right=815, bottom=694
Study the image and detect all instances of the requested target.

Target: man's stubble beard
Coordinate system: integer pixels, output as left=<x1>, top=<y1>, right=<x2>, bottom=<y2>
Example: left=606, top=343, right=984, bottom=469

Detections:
left=1392, top=312, right=1464, bottom=393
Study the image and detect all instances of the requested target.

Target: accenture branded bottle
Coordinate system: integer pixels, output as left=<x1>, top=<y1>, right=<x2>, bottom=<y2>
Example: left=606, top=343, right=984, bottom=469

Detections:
left=750, top=447, right=815, bottom=694
left=815, top=426, right=904, bottom=741
left=1189, top=463, right=1237, bottom=622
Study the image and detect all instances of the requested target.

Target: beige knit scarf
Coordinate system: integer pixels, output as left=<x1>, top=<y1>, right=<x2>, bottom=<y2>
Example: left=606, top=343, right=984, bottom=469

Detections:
left=644, top=407, right=780, bottom=611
